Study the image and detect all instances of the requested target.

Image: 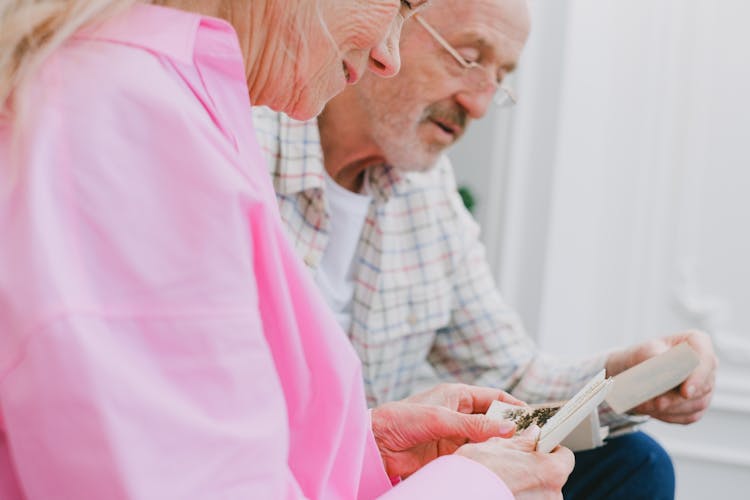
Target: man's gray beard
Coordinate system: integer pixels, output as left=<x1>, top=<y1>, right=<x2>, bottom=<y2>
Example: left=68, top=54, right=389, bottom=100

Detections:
left=370, top=116, right=441, bottom=173
left=373, top=101, right=466, bottom=173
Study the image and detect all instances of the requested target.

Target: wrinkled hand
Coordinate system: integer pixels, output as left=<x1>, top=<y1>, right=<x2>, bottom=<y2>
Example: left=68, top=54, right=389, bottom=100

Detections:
left=605, top=330, right=717, bottom=424
left=403, top=383, right=526, bottom=413
left=372, top=384, right=522, bottom=479
left=456, top=426, right=574, bottom=499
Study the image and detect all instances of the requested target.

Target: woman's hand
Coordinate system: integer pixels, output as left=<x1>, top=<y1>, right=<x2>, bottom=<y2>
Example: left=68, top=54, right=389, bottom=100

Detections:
left=403, top=383, right=526, bottom=413
left=371, top=383, right=524, bottom=479
left=371, top=400, right=516, bottom=479
left=457, top=426, right=575, bottom=499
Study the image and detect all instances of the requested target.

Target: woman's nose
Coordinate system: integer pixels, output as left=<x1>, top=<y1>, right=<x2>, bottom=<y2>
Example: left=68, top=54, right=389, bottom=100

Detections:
left=367, top=23, right=402, bottom=78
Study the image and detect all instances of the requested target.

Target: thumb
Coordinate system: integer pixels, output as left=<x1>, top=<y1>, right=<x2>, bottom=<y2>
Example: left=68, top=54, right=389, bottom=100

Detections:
left=514, top=424, right=542, bottom=451
left=679, top=334, right=715, bottom=399
left=680, top=360, right=710, bottom=399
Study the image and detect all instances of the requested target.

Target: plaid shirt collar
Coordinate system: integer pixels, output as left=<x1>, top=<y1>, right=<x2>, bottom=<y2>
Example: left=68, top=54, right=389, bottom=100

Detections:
left=271, top=112, right=405, bottom=201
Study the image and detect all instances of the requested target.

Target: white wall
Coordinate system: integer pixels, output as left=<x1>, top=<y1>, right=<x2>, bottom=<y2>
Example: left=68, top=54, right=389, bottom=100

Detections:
left=449, top=1, right=750, bottom=498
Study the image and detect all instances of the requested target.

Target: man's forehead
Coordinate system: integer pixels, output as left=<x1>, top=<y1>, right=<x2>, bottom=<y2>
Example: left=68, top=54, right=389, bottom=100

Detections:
left=420, top=0, right=529, bottom=38
left=414, top=0, right=529, bottom=61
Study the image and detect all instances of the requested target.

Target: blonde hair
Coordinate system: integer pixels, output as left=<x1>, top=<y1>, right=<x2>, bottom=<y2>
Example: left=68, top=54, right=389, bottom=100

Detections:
left=0, top=0, right=146, bottom=117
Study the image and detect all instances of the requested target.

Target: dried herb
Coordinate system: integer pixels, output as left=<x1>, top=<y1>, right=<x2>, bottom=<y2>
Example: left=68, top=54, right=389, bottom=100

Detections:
left=503, top=406, right=560, bottom=430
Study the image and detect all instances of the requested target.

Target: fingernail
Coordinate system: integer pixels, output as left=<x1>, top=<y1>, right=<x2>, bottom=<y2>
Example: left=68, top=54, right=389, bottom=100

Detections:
left=686, top=385, right=696, bottom=398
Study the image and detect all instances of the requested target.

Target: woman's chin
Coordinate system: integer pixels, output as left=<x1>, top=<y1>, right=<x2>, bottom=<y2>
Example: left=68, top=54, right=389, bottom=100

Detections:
left=285, top=101, right=325, bottom=121
left=287, top=88, right=344, bottom=120
left=258, top=96, right=317, bottom=121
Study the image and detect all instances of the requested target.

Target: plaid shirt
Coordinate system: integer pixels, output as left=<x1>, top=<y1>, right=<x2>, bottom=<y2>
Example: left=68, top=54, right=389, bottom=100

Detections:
left=253, top=106, right=636, bottom=429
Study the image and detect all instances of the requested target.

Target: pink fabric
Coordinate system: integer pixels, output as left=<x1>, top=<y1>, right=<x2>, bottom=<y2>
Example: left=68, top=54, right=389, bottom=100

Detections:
left=0, top=4, right=513, bottom=499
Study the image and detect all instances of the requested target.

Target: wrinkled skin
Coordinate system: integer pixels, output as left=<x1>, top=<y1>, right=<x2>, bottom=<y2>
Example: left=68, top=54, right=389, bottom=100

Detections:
left=166, top=0, right=430, bottom=120
left=371, top=383, right=575, bottom=497
left=371, top=384, right=522, bottom=478
left=457, top=426, right=575, bottom=500
left=345, top=0, right=530, bottom=171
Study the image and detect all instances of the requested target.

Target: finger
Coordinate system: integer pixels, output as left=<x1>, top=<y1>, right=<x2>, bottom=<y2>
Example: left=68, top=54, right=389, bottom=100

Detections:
left=650, top=408, right=707, bottom=425
left=633, top=383, right=711, bottom=416
left=433, top=410, right=517, bottom=442
left=513, top=424, right=541, bottom=450
left=497, top=392, right=527, bottom=407
left=549, top=444, right=575, bottom=465
left=402, top=386, right=446, bottom=407
left=641, top=389, right=713, bottom=414
left=404, top=384, right=526, bottom=413
left=607, top=339, right=668, bottom=377
left=456, top=385, right=527, bottom=413
left=686, top=372, right=715, bottom=400
left=652, top=389, right=695, bottom=409
left=671, top=389, right=712, bottom=410
left=642, top=338, right=671, bottom=360
left=549, top=445, right=576, bottom=478
left=465, top=414, right=517, bottom=440
left=670, top=393, right=713, bottom=416
left=680, top=335, right=717, bottom=399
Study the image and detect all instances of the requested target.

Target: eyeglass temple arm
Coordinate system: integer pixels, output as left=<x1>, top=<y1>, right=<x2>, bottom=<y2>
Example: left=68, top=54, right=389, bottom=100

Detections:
left=413, top=14, right=473, bottom=69
left=414, top=14, right=518, bottom=104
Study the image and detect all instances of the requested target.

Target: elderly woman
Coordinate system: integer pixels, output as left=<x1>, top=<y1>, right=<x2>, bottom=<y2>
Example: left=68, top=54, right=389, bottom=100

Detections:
left=0, top=0, right=574, bottom=498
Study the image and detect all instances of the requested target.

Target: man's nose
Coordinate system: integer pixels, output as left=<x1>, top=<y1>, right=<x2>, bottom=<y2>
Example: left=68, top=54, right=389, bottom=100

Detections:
left=454, top=86, right=494, bottom=120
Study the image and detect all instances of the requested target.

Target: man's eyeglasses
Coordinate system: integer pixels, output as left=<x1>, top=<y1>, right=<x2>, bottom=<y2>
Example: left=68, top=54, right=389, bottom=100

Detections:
left=414, top=15, right=517, bottom=108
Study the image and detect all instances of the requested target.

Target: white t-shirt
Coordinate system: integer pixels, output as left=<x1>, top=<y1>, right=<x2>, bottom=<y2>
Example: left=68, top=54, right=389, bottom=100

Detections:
left=313, top=171, right=372, bottom=332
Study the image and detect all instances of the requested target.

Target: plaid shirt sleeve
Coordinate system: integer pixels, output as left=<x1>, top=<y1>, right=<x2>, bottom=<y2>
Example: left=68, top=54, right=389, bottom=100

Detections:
left=422, top=158, right=641, bottom=431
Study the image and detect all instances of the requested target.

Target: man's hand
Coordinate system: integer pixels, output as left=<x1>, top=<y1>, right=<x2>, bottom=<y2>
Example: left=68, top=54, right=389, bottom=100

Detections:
left=605, top=330, right=717, bottom=424
left=456, top=426, right=574, bottom=499
left=372, top=384, right=522, bottom=479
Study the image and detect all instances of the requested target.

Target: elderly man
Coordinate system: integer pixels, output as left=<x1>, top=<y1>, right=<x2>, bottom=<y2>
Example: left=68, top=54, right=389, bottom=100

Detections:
left=254, top=0, right=717, bottom=498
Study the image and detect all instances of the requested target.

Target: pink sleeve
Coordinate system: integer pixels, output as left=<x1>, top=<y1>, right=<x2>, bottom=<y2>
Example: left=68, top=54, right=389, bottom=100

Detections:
left=383, top=456, right=514, bottom=499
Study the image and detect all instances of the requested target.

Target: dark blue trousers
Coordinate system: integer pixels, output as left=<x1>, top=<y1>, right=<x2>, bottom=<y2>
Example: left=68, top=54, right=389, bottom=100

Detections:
left=563, top=432, right=675, bottom=500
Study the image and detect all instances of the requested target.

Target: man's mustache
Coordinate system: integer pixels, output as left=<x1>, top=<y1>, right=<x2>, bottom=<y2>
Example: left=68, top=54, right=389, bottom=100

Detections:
left=424, top=104, right=468, bottom=134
